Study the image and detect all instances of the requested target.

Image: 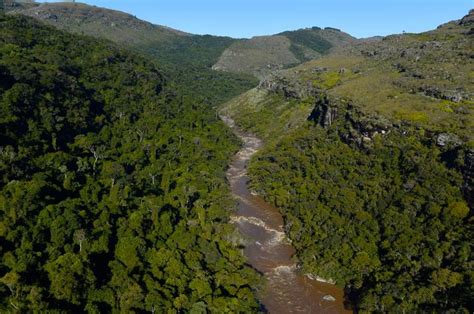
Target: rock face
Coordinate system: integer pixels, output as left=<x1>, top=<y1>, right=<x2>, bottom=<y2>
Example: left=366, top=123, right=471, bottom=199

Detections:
left=419, top=86, right=470, bottom=103
left=459, top=9, right=474, bottom=26
left=307, top=95, right=393, bottom=147
left=307, top=97, right=337, bottom=127
left=258, top=74, right=314, bottom=99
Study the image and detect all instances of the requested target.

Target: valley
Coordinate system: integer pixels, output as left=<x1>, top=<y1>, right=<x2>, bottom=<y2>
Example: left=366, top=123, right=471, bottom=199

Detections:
left=0, top=2, right=472, bottom=313
left=222, top=114, right=348, bottom=313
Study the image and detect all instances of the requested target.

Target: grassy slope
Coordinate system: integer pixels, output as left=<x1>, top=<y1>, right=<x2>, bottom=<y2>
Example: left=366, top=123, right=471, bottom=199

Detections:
left=212, top=36, right=299, bottom=78
left=9, top=2, right=188, bottom=45
left=291, top=21, right=473, bottom=141
left=225, top=17, right=473, bottom=142
left=221, top=88, right=314, bottom=141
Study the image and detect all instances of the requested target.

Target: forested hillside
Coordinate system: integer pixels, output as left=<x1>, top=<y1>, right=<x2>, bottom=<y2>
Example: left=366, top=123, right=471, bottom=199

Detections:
left=11, top=3, right=355, bottom=81
left=223, top=11, right=473, bottom=312
left=0, top=13, right=260, bottom=312
left=10, top=2, right=259, bottom=106
left=2, top=2, right=473, bottom=312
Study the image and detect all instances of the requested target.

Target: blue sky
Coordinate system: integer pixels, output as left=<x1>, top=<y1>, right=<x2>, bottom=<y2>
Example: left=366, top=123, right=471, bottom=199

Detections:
left=44, top=0, right=472, bottom=38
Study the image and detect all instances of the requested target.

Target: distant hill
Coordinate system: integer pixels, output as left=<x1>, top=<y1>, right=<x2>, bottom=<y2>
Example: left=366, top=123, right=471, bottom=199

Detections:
left=8, top=2, right=231, bottom=67
left=8, top=2, right=187, bottom=43
left=213, top=27, right=356, bottom=78
left=8, top=2, right=259, bottom=105
left=10, top=3, right=356, bottom=80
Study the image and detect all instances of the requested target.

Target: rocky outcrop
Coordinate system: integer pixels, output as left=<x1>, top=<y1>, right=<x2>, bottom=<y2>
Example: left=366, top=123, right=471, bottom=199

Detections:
left=345, top=110, right=393, bottom=146
left=419, top=86, right=470, bottom=103
left=307, top=96, right=393, bottom=147
left=258, top=74, right=314, bottom=99
left=435, top=133, right=462, bottom=149
left=307, top=97, right=337, bottom=127
left=459, top=9, right=474, bottom=26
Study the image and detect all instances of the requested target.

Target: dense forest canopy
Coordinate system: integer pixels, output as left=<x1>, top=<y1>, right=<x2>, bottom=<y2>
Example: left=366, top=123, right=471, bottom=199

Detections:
left=249, top=123, right=472, bottom=312
left=1, top=4, right=473, bottom=313
left=0, top=13, right=260, bottom=312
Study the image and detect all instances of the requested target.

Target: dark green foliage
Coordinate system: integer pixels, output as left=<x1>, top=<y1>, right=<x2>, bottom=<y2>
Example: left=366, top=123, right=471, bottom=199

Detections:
left=278, top=28, right=346, bottom=62
left=141, top=35, right=236, bottom=69
left=0, top=14, right=259, bottom=312
left=15, top=2, right=258, bottom=108
left=164, top=65, right=258, bottom=109
left=139, top=33, right=259, bottom=107
left=282, top=30, right=332, bottom=61
left=248, top=122, right=473, bottom=312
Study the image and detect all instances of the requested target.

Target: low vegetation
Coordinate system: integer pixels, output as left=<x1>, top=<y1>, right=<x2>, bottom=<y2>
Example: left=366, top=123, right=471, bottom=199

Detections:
left=288, top=18, right=473, bottom=141
left=221, top=88, right=314, bottom=141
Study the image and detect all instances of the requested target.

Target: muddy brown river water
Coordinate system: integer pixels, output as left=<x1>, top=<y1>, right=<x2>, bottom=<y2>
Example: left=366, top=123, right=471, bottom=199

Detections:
left=222, top=115, right=350, bottom=313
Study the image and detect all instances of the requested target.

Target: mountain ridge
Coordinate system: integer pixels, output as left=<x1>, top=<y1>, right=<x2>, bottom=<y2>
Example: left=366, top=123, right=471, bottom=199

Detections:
left=9, top=2, right=189, bottom=43
left=213, top=27, right=356, bottom=78
left=9, top=2, right=357, bottom=79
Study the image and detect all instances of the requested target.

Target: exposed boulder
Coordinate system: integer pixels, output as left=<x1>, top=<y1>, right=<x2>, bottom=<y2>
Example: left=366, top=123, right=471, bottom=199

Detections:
left=311, top=66, right=328, bottom=74
left=323, top=295, right=336, bottom=302
left=420, top=86, right=468, bottom=103
left=435, top=133, right=462, bottom=148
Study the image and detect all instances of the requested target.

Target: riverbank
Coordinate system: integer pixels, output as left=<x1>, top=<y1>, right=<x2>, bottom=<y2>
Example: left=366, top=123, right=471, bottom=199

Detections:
left=221, top=114, right=349, bottom=313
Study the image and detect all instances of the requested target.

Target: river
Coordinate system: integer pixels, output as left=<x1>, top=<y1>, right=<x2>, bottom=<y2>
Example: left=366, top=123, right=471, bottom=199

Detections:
left=222, top=115, right=350, bottom=313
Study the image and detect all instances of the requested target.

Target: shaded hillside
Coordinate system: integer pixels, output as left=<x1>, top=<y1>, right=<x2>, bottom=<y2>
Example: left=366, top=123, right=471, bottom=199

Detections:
left=9, top=2, right=236, bottom=68
left=0, top=13, right=260, bottom=312
left=9, top=2, right=258, bottom=105
left=222, top=11, right=473, bottom=312
left=213, top=27, right=355, bottom=78
left=212, top=35, right=299, bottom=78
left=280, top=26, right=357, bottom=61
